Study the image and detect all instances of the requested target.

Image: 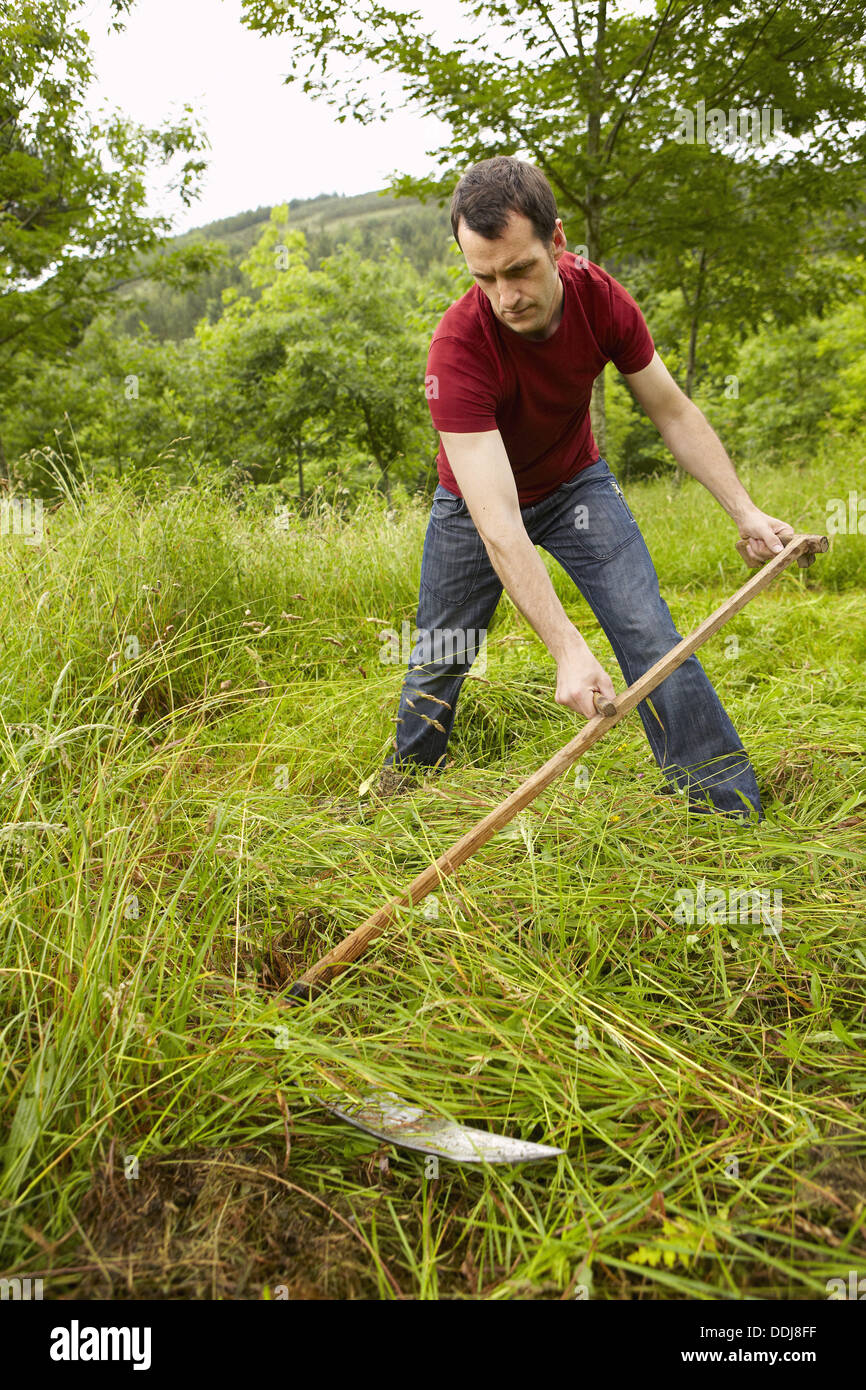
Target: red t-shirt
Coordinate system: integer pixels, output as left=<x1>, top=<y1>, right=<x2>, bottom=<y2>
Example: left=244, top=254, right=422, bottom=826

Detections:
left=426, top=252, right=655, bottom=505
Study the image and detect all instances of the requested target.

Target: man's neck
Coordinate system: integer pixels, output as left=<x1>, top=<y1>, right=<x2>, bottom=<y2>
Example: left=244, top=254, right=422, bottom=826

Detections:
left=524, top=272, right=564, bottom=342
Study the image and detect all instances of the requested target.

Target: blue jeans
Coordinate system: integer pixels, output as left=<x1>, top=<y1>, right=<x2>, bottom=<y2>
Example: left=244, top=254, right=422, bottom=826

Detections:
left=385, top=458, right=763, bottom=822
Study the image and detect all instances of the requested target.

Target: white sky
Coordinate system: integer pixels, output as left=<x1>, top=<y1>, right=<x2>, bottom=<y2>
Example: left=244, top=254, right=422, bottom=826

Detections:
left=81, top=0, right=469, bottom=233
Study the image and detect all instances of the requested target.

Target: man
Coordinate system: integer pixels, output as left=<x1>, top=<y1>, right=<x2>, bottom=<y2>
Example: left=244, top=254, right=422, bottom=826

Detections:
left=382, top=155, right=794, bottom=821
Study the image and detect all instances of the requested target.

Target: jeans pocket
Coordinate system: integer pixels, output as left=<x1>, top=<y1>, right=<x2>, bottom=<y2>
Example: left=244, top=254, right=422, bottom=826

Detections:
left=569, top=467, right=639, bottom=561
left=431, top=492, right=465, bottom=523
left=420, top=504, right=486, bottom=607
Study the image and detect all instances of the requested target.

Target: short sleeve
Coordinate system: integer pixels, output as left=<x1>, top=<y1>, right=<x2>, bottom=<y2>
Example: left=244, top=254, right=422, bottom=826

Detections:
left=425, top=334, right=499, bottom=433
left=599, top=272, right=655, bottom=375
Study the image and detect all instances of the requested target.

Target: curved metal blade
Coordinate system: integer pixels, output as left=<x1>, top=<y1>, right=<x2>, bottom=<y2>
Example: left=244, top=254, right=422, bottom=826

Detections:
left=317, top=1089, right=565, bottom=1165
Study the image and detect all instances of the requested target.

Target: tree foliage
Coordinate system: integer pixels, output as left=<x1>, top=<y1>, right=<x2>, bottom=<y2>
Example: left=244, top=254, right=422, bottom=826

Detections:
left=239, top=0, right=866, bottom=444
left=0, top=0, right=214, bottom=387
left=5, top=209, right=458, bottom=498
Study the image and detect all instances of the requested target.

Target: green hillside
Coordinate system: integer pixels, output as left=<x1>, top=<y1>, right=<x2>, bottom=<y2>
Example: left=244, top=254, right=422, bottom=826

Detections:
left=114, top=189, right=455, bottom=341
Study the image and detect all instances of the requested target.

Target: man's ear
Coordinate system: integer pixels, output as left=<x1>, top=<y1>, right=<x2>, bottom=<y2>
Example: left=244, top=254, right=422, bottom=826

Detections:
left=551, top=218, right=567, bottom=261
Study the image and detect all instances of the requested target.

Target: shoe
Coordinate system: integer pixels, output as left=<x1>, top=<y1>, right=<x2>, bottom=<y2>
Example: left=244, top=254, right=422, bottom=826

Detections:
left=375, top=765, right=419, bottom=801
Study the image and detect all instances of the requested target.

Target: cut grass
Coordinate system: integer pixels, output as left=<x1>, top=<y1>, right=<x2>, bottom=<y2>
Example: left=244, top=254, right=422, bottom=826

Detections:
left=0, top=442, right=864, bottom=1299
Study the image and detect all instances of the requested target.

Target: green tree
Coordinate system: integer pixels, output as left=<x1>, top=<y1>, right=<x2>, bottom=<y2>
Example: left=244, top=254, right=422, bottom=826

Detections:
left=0, top=0, right=214, bottom=469
left=240, top=0, right=866, bottom=452
left=196, top=208, right=440, bottom=498
left=2, top=316, right=200, bottom=485
left=698, top=256, right=866, bottom=465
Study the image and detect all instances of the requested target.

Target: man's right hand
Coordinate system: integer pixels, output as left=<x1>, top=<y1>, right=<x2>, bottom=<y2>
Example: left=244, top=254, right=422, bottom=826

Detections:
left=554, top=635, right=617, bottom=719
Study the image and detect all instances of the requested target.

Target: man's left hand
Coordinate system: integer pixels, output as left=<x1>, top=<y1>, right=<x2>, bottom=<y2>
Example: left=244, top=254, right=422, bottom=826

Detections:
left=735, top=508, right=796, bottom=565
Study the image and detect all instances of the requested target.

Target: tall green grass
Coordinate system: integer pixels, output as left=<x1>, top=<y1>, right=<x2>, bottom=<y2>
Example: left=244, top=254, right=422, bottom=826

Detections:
left=0, top=442, right=864, bottom=1299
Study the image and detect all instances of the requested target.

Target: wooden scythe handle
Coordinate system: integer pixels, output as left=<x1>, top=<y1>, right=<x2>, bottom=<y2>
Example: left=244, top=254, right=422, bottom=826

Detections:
left=286, top=532, right=829, bottom=1003
left=592, top=692, right=618, bottom=718
left=736, top=535, right=827, bottom=569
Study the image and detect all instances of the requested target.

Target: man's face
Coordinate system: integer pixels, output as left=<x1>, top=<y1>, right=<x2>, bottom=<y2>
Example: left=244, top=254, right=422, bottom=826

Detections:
left=457, top=211, right=567, bottom=340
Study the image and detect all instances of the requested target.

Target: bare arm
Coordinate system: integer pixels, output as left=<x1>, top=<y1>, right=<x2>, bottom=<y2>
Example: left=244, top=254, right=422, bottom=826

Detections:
left=439, top=429, right=616, bottom=718
left=623, top=352, right=795, bottom=563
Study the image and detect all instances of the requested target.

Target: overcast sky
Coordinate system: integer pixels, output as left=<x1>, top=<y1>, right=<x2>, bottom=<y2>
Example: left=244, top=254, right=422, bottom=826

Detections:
left=81, top=0, right=469, bottom=233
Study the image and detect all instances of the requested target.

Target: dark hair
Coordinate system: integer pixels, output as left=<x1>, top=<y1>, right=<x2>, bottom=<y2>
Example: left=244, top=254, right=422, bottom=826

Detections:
left=450, top=156, right=558, bottom=246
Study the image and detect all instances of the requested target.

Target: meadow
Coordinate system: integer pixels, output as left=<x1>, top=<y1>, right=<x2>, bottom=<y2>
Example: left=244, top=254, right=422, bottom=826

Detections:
left=1, top=439, right=864, bottom=1300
